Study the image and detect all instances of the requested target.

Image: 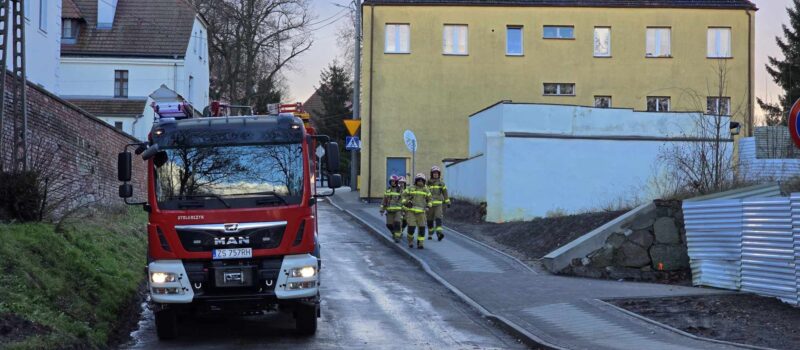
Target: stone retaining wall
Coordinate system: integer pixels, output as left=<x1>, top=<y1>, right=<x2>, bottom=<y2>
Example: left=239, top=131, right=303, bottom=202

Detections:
left=562, top=199, right=690, bottom=281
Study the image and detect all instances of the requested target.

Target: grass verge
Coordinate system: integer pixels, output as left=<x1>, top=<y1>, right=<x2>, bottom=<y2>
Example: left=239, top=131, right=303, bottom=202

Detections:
left=0, top=207, right=147, bottom=349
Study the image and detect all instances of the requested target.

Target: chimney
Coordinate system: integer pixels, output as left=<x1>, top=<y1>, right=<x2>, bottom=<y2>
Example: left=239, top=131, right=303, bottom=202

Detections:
left=97, top=0, right=119, bottom=29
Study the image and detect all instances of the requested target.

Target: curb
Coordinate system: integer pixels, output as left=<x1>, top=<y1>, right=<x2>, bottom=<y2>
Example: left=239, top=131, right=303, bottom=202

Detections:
left=597, top=300, right=775, bottom=350
left=442, top=225, right=539, bottom=274
left=327, top=197, right=566, bottom=350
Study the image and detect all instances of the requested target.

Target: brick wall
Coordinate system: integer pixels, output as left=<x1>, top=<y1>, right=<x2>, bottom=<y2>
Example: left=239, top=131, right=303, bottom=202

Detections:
left=0, top=72, right=147, bottom=215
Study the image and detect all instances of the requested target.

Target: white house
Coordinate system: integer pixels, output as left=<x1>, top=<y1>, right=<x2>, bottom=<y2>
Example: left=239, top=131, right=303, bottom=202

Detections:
left=3, top=0, right=62, bottom=93
left=58, top=0, right=209, bottom=140
left=445, top=102, right=734, bottom=222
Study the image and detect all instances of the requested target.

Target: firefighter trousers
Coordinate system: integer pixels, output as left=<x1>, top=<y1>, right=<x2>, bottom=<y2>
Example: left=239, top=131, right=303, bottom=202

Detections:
left=405, top=211, right=427, bottom=246
left=427, top=205, right=444, bottom=239
left=385, top=211, right=403, bottom=240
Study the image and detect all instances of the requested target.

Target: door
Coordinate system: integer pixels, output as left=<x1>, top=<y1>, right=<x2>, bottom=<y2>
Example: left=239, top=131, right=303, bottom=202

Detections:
left=386, top=158, right=407, bottom=187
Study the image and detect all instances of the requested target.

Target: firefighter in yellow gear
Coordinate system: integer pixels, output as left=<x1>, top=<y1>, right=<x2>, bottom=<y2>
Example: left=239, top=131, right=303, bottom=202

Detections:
left=380, top=175, right=404, bottom=243
left=403, top=173, right=431, bottom=249
left=427, top=166, right=450, bottom=241
left=398, top=176, right=409, bottom=231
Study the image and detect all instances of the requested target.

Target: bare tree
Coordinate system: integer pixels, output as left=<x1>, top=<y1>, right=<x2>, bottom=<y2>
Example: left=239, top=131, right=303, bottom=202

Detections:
left=658, top=61, right=747, bottom=197
left=193, top=0, right=314, bottom=106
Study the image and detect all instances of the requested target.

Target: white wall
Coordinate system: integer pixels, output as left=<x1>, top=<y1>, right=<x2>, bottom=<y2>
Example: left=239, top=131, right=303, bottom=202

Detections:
left=182, top=18, right=210, bottom=111
left=60, top=57, right=185, bottom=99
left=739, top=137, right=800, bottom=182
left=8, top=0, right=62, bottom=93
left=452, top=103, right=735, bottom=222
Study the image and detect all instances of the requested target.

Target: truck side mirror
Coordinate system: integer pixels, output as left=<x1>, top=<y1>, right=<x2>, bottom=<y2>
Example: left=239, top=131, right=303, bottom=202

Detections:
left=328, top=174, right=342, bottom=189
left=118, top=152, right=132, bottom=182
left=326, top=142, right=340, bottom=173
left=119, top=184, right=133, bottom=199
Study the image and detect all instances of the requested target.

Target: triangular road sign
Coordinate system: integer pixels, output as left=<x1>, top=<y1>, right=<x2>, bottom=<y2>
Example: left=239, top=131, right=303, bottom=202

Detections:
left=344, top=119, right=361, bottom=136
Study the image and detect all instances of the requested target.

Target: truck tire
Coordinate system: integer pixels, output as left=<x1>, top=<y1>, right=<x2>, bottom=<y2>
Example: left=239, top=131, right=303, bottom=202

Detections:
left=295, top=304, right=317, bottom=336
left=155, top=308, right=178, bottom=340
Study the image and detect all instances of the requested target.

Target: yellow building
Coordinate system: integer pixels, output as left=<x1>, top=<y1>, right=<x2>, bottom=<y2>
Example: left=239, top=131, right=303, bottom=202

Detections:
left=359, top=0, right=757, bottom=199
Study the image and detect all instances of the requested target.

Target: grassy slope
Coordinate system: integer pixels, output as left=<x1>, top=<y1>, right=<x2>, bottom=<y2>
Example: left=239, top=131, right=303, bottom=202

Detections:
left=0, top=208, right=147, bottom=349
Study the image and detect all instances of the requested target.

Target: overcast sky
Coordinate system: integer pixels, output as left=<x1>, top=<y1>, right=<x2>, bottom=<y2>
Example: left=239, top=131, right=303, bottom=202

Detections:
left=285, top=0, right=790, bottom=120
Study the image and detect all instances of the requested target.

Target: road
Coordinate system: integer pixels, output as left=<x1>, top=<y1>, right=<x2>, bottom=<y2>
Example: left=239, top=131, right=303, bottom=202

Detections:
left=124, top=202, right=526, bottom=349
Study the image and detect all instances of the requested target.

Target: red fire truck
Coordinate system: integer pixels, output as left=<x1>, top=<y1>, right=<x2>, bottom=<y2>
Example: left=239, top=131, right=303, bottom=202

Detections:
left=117, top=101, right=341, bottom=339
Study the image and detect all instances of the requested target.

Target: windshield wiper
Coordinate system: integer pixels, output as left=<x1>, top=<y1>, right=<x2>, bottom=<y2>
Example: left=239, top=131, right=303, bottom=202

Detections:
left=248, top=191, right=288, bottom=205
left=172, top=194, right=231, bottom=208
left=177, top=200, right=204, bottom=209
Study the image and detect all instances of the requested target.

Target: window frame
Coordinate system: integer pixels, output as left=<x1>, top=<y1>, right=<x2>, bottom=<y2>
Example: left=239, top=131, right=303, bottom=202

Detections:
left=707, top=27, right=732, bottom=59
left=594, top=96, right=612, bottom=108
left=706, top=96, right=731, bottom=115
left=443, top=24, right=469, bottom=56
left=506, top=25, right=524, bottom=56
left=61, top=19, right=79, bottom=43
left=38, top=0, right=47, bottom=32
left=646, top=96, right=671, bottom=112
left=543, top=83, right=576, bottom=96
left=385, top=23, right=411, bottom=54
left=114, top=121, right=124, bottom=131
left=543, top=25, right=575, bottom=40
left=114, top=70, right=129, bottom=98
left=593, top=26, right=611, bottom=57
left=645, top=27, right=672, bottom=58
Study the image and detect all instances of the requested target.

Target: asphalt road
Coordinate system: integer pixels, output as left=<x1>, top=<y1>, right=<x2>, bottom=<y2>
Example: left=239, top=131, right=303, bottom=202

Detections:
left=124, top=201, right=525, bottom=349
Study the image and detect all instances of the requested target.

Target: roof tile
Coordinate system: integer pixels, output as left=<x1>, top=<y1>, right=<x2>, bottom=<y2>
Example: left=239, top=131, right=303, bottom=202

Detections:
left=68, top=98, right=148, bottom=117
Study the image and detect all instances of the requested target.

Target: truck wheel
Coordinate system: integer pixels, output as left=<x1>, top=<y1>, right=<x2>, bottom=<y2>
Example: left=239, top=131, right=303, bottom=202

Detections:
left=155, top=308, right=178, bottom=340
left=295, top=304, right=317, bottom=336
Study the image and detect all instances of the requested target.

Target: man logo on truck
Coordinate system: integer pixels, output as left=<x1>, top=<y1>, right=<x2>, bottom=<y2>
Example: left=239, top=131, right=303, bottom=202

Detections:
left=224, top=223, right=239, bottom=232
left=214, top=236, right=250, bottom=245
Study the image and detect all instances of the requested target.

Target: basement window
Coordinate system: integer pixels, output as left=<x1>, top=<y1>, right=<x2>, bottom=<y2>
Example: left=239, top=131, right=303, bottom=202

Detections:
left=647, top=97, right=671, bottom=112
left=707, top=97, right=731, bottom=115
left=543, top=26, right=574, bottom=39
left=543, top=83, right=575, bottom=96
left=594, top=96, right=612, bottom=108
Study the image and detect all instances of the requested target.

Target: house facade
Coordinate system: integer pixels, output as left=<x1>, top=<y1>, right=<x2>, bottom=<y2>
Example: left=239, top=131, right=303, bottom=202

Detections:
left=5, top=0, right=63, bottom=92
left=359, top=0, right=757, bottom=199
left=58, top=0, right=209, bottom=140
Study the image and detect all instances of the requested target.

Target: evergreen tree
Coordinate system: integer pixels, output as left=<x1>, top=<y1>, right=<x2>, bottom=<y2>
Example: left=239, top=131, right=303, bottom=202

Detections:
left=758, top=0, right=800, bottom=126
left=313, top=60, right=353, bottom=184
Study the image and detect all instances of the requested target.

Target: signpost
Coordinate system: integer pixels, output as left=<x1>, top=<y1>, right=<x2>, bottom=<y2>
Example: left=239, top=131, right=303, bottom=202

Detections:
left=404, top=130, right=417, bottom=177
left=344, top=119, right=362, bottom=191
left=789, top=99, right=800, bottom=149
left=315, top=145, right=325, bottom=186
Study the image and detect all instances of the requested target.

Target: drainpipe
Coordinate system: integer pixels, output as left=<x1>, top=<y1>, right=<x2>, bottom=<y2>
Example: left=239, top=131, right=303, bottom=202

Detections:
left=173, top=55, right=179, bottom=91
left=367, top=3, right=375, bottom=200
left=747, top=9, right=754, bottom=136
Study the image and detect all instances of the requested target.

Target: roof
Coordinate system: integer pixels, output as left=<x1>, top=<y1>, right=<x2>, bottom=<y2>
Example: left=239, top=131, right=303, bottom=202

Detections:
left=68, top=98, right=148, bottom=117
left=362, top=0, right=757, bottom=9
left=304, top=89, right=326, bottom=117
left=62, top=0, right=83, bottom=19
left=62, top=0, right=199, bottom=58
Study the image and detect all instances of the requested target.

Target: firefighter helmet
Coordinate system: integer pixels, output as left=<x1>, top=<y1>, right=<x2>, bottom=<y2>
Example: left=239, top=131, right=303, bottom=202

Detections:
left=398, top=176, right=407, bottom=184
left=431, top=166, right=441, bottom=174
left=390, top=175, right=399, bottom=182
left=414, top=173, right=427, bottom=184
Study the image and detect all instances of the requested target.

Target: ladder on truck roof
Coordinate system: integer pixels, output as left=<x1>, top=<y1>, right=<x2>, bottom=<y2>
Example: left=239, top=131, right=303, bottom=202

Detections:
left=0, top=0, right=28, bottom=172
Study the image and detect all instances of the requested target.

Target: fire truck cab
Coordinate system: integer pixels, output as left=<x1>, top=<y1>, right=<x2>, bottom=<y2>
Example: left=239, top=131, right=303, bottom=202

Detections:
left=116, top=101, right=341, bottom=339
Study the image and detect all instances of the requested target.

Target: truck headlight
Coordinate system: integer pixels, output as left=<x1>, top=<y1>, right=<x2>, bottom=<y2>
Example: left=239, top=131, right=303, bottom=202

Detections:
left=151, top=272, right=177, bottom=284
left=289, top=266, right=316, bottom=278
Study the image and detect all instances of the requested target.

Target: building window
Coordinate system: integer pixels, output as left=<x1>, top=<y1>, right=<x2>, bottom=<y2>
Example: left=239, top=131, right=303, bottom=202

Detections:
left=62, top=19, right=79, bottom=44
left=543, top=83, right=575, bottom=96
left=114, top=70, right=129, bottom=98
left=543, top=26, right=574, bottom=39
left=114, top=121, right=124, bottom=130
left=594, top=27, right=611, bottom=57
left=594, top=96, right=612, bottom=108
left=707, top=97, right=731, bottom=115
left=443, top=24, right=468, bottom=55
left=385, top=24, right=410, bottom=54
left=647, top=97, right=671, bottom=112
left=707, top=28, right=732, bottom=58
left=39, top=0, right=47, bottom=32
left=646, top=28, right=671, bottom=57
left=506, top=26, right=523, bottom=55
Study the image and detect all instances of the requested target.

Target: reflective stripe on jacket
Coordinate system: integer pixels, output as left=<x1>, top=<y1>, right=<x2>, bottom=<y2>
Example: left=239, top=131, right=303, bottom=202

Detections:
left=381, top=187, right=403, bottom=212
left=403, top=185, right=431, bottom=213
left=428, top=179, right=450, bottom=206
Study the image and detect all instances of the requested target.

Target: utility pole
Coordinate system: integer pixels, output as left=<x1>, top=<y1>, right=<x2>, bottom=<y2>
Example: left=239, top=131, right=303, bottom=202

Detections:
left=0, top=0, right=28, bottom=172
left=350, top=0, right=361, bottom=191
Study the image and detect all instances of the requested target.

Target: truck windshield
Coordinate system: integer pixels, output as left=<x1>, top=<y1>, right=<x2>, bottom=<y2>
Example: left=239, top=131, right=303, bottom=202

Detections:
left=154, top=143, right=305, bottom=210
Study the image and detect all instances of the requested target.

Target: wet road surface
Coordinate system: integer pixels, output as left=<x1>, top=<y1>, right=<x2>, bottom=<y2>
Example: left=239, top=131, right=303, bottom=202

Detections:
left=124, top=201, right=526, bottom=349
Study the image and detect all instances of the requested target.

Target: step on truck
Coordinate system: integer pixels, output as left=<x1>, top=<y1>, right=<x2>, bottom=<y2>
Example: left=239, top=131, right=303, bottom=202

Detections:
left=116, top=101, right=342, bottom=340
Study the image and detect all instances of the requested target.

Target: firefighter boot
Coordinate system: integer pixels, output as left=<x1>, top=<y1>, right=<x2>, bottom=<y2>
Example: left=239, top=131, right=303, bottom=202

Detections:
left=436, top=219, right=444, bottom=241
left=417, top=232, right=425, bottom=249
left=393, top=223, right=402, bottom=243
left=427, top=220, right=435, bottom=240
left=407, top=227, right=415, bottom=248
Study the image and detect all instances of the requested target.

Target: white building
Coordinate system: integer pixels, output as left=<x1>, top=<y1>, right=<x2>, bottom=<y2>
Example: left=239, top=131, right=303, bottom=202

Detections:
left=445, top=102, right=734, bottom=222
left=4, top=0, right=62, bottom=93
left=58, top=0, right=209, bottom=140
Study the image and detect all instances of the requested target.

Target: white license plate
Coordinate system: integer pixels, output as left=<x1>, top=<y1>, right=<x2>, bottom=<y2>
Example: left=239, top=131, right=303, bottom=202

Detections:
left=212, top=248, right=252, bottom=260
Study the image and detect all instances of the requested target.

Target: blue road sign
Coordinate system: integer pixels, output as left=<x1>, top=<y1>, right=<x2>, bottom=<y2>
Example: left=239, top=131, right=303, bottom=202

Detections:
left=345, top=136, right=362, bottom=151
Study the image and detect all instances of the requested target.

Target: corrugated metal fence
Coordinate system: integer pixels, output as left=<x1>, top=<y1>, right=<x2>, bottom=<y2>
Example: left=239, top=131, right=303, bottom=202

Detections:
left=684, top=196, right=800, bottom=305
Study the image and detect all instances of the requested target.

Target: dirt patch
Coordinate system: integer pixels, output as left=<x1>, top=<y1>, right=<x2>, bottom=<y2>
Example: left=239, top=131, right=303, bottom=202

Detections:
left=610, top=294, right=800, bottom=349
left=107, top=282, right=148, bottom=349
left=0, top=313, right=51, bottom=345
left=447, top=200, right=626, bottom=261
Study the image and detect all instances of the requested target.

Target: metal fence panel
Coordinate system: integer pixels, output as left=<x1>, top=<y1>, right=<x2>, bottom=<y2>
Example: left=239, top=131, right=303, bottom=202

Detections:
left=683, top=200, right=742, bottom=289
left=741, top=198, right=797, bottom=304
left=792, top=194, right=800, bottom=304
